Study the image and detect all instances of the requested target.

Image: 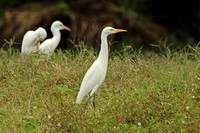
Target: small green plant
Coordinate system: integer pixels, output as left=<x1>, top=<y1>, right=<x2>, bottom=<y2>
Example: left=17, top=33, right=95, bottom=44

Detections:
left=2, top=37, right=20, bottom=56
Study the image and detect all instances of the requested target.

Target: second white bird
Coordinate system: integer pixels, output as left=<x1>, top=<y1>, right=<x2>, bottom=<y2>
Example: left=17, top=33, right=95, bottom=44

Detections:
left=39, top=20, right=71, bottom=58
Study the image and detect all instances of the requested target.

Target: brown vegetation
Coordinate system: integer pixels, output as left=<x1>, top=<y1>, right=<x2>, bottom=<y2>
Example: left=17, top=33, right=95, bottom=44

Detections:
left=0, top=1, right=168, bottom=49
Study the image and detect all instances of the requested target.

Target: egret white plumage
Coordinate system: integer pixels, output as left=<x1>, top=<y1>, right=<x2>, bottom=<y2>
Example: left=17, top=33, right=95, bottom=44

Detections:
left=39, top=20, right=71, bottom=58
left=76, top=27, right=127, bottom=111
left=21, top=27, right=47, bottom=55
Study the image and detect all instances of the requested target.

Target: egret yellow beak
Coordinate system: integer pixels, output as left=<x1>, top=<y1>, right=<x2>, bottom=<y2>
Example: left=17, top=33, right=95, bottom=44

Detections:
left=62, top=25, right=71, bottom=31
left=111, top=29, right=127, bottom=32
left=34, top=38, right=43, bottom=46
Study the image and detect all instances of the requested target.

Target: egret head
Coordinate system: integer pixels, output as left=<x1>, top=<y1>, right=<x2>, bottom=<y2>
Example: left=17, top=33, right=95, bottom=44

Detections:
left=102, top=27, right=127, bottom=36
left=33, top=27, right=47, bottom=46
left=51, top=20, right=71, bottom=31
left=37, top=27, right=47, bottom=40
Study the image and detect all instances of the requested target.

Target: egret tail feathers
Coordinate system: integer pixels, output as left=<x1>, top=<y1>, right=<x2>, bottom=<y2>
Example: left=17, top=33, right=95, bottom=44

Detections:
left=76, top=90, right=85, bottom=104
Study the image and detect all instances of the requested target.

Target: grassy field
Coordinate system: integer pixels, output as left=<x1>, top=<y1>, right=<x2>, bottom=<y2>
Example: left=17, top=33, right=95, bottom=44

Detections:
left=0, top=43, right=200, bottom=132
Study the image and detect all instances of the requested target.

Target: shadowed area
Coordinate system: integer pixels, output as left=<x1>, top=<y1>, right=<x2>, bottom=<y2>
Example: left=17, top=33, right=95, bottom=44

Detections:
left=0, top=1, right=168, bottom=50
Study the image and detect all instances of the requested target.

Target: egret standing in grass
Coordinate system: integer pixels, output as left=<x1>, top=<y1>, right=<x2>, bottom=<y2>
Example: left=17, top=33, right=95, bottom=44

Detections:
left=39, top=20, right=71, bottom=58
left=76, top=27, right=127, bottom=111
left=21, top=27, right=47, bottom=55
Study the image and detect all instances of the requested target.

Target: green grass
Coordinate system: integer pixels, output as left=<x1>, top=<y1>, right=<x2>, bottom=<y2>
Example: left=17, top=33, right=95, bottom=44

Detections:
left=0, top=43, right=200, bottom=132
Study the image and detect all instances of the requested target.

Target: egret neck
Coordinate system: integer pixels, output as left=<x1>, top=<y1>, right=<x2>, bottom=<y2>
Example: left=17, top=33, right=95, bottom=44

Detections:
left=49, top=28, right=61, bottom=51
left=98, top=32, right=109, bottom=65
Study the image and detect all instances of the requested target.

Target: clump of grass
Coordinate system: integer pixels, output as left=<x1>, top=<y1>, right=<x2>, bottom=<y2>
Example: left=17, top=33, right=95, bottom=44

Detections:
left=0, top=42, right=199, bottom=132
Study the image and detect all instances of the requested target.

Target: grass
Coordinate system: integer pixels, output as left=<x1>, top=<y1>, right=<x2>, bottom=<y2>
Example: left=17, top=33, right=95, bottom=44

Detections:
left=0, top=42, right=200, bottom=132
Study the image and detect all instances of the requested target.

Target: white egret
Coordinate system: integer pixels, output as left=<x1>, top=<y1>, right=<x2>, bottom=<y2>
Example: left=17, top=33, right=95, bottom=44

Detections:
left=39, top=20, right=71, bottom=58
left=21, top=27, right=47, bottom=55
left=76, top=27, right=127, bottom=111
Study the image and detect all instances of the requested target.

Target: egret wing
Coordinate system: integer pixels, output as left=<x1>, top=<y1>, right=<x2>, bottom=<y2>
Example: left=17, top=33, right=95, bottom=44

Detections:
left=39, top=39, right=54, bottom=55
left=76, top=60, right=105, bottom=104
left=21, top=31, right=37, bottom=54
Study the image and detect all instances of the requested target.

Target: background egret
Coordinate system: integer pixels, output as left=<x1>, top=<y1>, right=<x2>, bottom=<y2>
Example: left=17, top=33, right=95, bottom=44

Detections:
left=21, top=27, right=47, bottom=55
left=76, top=27, right=127, bottom=111
left=39, top=20, right=71, bottom=58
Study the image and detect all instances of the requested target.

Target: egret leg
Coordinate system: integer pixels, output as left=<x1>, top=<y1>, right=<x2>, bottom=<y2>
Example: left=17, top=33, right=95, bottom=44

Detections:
left=84, top=95, right=92, bottom=112
left=93, top=93, right=96, bottom=109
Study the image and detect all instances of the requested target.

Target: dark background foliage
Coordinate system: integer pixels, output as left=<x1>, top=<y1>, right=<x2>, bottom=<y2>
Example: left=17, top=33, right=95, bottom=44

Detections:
left=0, top=0, right=199, bottom=50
